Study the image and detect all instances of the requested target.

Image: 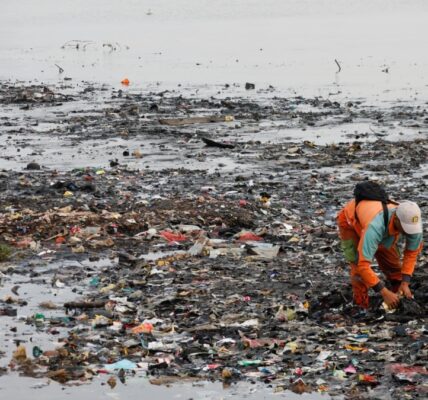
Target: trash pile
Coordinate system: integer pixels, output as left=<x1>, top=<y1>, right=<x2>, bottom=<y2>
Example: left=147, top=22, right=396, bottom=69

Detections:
left=0, top=82, right=427, bottom=399
left=0, top=84, right=73, bottom=105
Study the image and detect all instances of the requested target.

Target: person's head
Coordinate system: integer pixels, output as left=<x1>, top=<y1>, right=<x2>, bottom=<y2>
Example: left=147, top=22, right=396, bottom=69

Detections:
left=394, top=201, right=422, bottom=235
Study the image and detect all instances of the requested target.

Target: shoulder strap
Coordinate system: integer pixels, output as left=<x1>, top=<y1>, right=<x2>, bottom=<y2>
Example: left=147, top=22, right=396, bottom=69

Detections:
left=382, top=202, right=389, bottom=234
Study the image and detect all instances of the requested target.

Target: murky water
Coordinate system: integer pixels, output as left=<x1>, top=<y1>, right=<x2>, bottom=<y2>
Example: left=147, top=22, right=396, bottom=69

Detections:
left=1, top=0, right=428, bottom=102
left=0, top=375, right=328, bottom=400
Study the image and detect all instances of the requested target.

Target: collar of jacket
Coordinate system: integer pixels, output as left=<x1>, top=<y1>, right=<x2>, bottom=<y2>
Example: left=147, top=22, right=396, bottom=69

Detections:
left=388, top=212, right=400, bottom=236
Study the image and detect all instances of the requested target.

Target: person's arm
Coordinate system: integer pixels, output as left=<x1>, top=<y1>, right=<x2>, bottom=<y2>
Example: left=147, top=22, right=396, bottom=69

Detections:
left=398, top=233, right=423, bottom=299
left=357, top=223, right=400, bottom=307
left=356, top=225, right=383, bottom=290
left=401, top=233, right=423, bottom=281
left=337, top=208, right=359, bottom=263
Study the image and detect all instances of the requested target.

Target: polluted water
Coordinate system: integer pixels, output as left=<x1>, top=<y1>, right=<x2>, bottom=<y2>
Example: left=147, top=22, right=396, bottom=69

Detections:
left=0, top=1, right=427, bottom=400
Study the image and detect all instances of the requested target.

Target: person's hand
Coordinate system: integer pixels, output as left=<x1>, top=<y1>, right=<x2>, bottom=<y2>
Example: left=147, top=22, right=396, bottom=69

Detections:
left=398, top=282, right=413, bottom=299
left=380, top=287, right=400, bottom=309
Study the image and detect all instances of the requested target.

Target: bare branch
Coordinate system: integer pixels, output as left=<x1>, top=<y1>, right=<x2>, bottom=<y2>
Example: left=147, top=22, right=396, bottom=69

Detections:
left=334, top=59, right=342, bottom=73
left=55, top=64, right=64, bottom=74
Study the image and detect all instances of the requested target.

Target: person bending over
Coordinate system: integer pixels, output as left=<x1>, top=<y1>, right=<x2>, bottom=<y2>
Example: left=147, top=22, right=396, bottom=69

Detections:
left=337, top=185, right=423, bottom=309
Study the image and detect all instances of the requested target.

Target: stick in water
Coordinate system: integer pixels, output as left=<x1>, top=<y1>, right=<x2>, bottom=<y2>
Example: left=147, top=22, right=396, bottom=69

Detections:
left=334, top=59, right=341, bottom=73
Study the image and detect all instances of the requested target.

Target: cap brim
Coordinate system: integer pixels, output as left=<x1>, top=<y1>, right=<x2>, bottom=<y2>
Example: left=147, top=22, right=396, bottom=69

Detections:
left=401, top=222, right=422, bottom=235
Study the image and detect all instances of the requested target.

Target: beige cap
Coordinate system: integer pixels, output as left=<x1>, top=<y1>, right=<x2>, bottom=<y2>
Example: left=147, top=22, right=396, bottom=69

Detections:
left=396, top=201, right=422, bottom=235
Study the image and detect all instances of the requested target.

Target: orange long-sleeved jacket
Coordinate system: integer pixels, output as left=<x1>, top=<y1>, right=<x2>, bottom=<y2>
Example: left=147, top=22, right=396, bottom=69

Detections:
left=337, top=199, right=423, bottom=289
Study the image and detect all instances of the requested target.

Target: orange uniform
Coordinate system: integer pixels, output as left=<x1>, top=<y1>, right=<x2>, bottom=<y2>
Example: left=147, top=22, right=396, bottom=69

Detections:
left=337, top=199, right=423, bottom=308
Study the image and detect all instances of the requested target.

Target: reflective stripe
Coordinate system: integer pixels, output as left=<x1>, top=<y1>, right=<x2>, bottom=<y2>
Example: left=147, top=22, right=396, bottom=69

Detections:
left=406, top=233, right=422, bottom=251
left=341, top=239, right=358, bottom=263
left=361, top=215, right=384, bottom=261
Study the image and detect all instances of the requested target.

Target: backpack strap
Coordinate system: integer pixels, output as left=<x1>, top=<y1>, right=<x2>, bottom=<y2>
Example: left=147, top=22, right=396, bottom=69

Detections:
left=354, top=199, right=361, bottom=226
left=382, top=202, right=389, bottom=235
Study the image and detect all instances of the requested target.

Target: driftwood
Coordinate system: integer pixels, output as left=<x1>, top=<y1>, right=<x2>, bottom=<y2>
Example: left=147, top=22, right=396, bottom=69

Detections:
left=159, top=116, right=225, bottom=126
left=64, top=301, right=106, bottom=309
left=202, top=137, right=235, bottom=149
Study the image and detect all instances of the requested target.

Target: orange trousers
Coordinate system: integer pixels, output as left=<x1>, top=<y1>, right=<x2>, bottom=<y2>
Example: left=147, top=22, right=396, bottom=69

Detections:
left=350, top=244, right=402, bottom=308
